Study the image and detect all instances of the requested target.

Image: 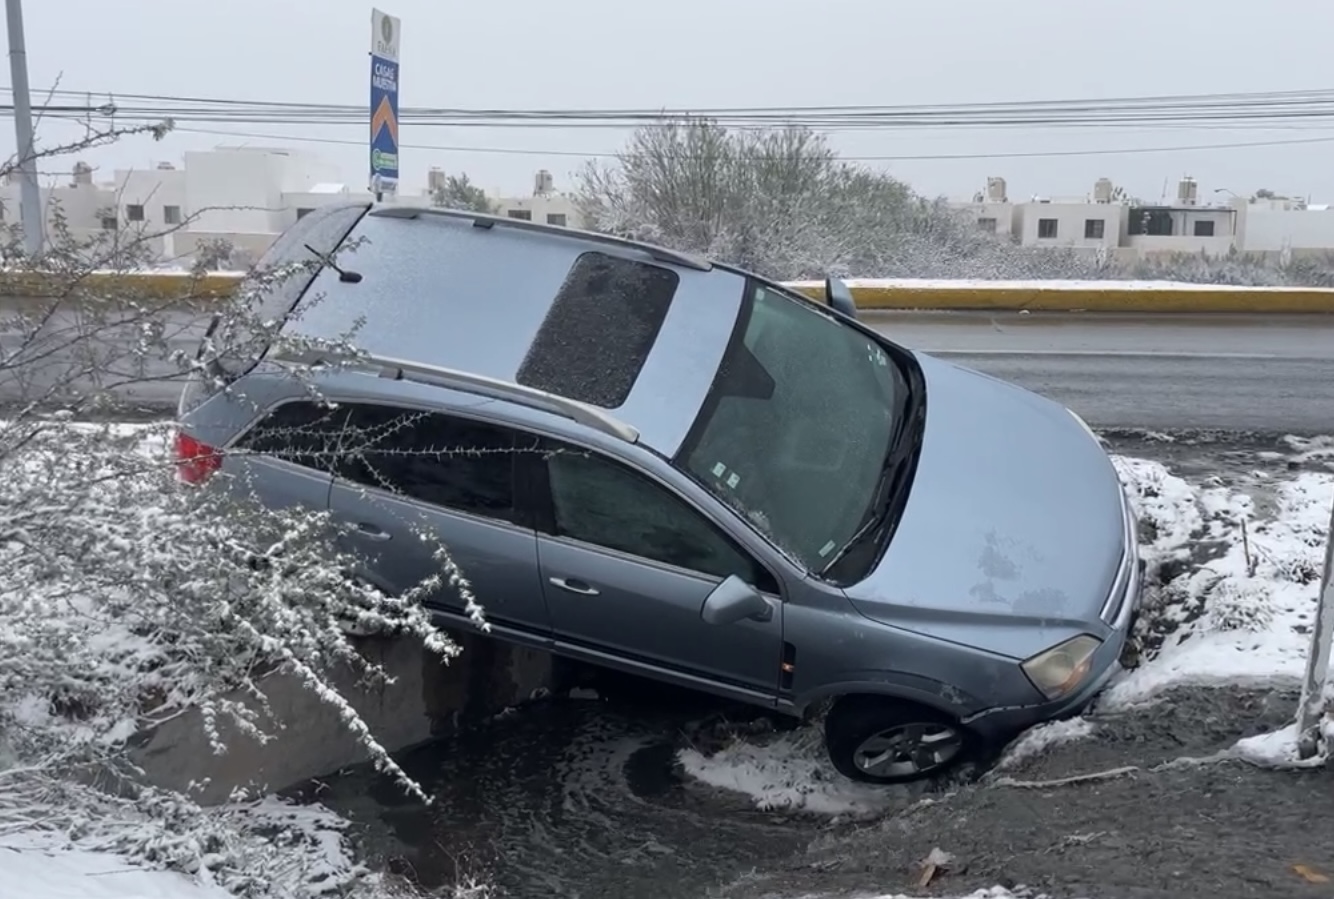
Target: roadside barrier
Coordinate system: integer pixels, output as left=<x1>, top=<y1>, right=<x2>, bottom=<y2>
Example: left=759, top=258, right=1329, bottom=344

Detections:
left=5, top=271, right=1334, bottom=314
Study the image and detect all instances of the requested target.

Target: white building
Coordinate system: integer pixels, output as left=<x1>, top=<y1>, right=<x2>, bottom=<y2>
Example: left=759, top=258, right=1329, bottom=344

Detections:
left=2, top=151, right=587, bottom=268
left=486, top=169, right=586, bottom=229
left=953, top=176, right=1239, bottom=260
left=952, top=175, right=1334, bottom=260
left=0, top=146, right=369, bottom=267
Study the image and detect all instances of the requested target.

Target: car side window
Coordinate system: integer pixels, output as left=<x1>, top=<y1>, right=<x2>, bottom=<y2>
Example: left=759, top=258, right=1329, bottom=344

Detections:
left=545, top=445, right=779, bottom=594
left=237, top=401, right=353, bottom=473
left=337, top=405, right=519, bottom=524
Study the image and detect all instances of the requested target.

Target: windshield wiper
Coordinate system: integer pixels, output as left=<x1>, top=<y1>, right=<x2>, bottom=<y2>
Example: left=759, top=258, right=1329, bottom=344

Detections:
left=819, top=434, right=909, bottom=577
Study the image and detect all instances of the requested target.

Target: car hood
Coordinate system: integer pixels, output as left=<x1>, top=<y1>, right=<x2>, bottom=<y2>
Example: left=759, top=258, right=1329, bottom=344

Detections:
left=843, top=353, right=1127, bottom=661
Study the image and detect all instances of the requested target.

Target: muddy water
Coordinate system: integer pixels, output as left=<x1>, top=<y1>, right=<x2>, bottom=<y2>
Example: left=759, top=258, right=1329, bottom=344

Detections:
left=306, top=690, right=846, bottom=898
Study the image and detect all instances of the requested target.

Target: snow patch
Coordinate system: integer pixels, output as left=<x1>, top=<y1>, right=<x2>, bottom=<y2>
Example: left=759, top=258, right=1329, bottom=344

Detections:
left=1108, top=458, right=1334, bottom=707
left=678, top=728, right=905, bottom=817
left=0, top=832, right=233, bottom=899
left=995, top=717, right=1097, bottom=770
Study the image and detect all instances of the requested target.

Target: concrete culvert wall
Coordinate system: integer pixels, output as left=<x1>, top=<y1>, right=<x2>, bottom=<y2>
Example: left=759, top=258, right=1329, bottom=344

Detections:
left=129, top=630, right=554, bottom=805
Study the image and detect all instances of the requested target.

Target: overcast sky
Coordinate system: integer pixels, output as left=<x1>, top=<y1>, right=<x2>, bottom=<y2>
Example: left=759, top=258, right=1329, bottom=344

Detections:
left=11, top=0, right=1334, bottom=203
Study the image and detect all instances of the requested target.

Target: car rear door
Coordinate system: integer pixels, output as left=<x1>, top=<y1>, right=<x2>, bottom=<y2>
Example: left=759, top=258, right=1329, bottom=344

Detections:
left=530, top=439, right=784, bottom=700
left=322, top=402, right=550, bottom=636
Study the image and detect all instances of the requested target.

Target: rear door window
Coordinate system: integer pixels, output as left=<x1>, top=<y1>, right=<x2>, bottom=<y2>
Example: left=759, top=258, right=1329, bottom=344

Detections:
left=516, top=251, right=679, bottom=408
left=335, top=405, right=520, bottom=524
left=234, top=400, right=354, bottom=473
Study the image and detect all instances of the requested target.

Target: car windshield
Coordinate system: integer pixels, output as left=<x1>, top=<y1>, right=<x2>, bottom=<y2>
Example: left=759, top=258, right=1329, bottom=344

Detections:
left=677, top=283, right=910, bottom=573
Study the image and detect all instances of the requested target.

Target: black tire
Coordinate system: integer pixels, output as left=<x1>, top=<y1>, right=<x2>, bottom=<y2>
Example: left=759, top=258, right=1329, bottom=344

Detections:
left=824, top=695, right=974, bottom=785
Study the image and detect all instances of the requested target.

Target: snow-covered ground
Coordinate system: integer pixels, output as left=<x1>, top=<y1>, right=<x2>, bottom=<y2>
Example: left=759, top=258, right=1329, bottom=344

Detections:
left=680, top=446, right=1334, bottom=812
left=2, top=834, right=232, bottom=899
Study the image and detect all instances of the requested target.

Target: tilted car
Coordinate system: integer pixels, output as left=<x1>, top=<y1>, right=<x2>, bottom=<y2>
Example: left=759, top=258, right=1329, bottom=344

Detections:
left=175, top=202, right=1142, bottom=784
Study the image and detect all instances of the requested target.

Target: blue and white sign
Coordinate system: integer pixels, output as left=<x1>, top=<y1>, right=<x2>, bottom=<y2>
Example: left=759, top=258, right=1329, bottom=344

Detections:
left=369, top=8, right=401, bottom=192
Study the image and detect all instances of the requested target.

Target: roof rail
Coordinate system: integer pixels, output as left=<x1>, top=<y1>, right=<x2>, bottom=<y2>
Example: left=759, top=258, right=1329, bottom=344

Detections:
left=270, top=347, right=640, bottom=444
left=368, top=204, right=713, bottom=272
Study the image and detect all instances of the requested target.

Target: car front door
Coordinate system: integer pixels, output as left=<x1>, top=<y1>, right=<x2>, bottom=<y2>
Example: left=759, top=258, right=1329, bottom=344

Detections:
left=322, top=403, right=550, bottom=636
left=531, top=440, right=784, bottom=699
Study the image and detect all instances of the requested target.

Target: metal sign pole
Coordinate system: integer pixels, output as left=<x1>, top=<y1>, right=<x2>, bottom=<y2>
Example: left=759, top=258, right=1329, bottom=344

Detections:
left=1296, top=491, right=1334, bottom=758
left=5, top=0, right=42, bottom=256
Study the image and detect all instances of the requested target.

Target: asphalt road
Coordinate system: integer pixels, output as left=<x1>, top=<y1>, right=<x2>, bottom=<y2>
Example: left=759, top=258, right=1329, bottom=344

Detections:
left=1, top=302, right=1331, bottom=433
left=867, top=311, right=1334, bottom=435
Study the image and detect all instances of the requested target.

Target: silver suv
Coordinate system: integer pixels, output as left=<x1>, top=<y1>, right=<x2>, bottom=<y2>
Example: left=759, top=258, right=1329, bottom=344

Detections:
left=175, top=203, right=1141, bottom=784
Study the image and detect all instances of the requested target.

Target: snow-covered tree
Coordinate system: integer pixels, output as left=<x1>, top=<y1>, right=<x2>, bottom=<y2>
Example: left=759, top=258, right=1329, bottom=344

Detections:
left=578, top=117, right=1334, bottom=287
left=575, top=117, right=1111, bottom=282
left=430, top=172, right=493, bottom=213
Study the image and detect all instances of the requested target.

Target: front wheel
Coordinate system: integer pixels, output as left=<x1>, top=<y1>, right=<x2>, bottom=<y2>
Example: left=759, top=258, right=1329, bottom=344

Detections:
left=824, top=696, right=973, bottom=784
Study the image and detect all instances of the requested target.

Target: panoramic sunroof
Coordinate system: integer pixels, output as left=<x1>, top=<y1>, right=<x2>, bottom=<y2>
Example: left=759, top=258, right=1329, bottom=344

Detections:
left=516, top=250, right=680, bottom=409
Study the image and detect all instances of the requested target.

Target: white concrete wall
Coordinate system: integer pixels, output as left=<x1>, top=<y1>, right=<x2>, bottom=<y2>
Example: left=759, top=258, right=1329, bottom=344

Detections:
left=281, top=187, right=372, bottom=231
left=955, top=201, right=1018, bottom=239
left=0, top=180, right=116, bottom=247
left=183, top=149, right=288, bottom=235
left=492, top=193, right=585, bottom=229
left=115, top=167, right=188, bottom=230
left=1016, top=202, right=1124, bottom=250
left=1240, top=206, right=1334, bottom=252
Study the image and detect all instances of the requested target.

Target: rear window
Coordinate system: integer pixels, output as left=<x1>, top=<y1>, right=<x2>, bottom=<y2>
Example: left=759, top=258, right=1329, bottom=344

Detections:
left=204, top=203, right=370, bottom=379
left=515, top=251, right=679, bottom=409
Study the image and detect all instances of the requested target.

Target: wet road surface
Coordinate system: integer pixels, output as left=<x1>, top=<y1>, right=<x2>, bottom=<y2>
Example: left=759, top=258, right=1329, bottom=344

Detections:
left=298, top=436, right=1334, bottom=899
left=865, top=311, right=1334, bottom=435
left=2, top=303, right=1331, bottom=433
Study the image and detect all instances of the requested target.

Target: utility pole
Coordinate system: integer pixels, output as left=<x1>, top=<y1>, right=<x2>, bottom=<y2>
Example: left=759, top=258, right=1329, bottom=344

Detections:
left=1296, top=496, right=1334, bottom=758
left=5, top=0, right=42, bottom=257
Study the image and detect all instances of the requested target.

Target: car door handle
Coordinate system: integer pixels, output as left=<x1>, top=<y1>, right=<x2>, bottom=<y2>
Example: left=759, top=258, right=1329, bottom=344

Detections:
left=549, top=576, right=599, bottom=596
left=353, top=522, right=392, bottom=542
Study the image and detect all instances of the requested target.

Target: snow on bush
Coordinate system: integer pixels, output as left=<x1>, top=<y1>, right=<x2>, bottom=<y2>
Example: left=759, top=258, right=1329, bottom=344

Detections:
left=1109, top=456, right=1334, bottom=706
left=0, top=128, right=494, bottom=896
left=577, top=117, right=1334, bottom=287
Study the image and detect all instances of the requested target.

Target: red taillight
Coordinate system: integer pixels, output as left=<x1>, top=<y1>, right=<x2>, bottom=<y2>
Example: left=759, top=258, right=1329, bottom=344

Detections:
left=174, top=430, right=222, bottom=484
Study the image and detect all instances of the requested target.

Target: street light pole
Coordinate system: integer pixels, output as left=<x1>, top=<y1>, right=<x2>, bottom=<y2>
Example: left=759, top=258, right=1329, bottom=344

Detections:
left=4, top=0, right=42, bottom=257
left=1296, top=494, right=1334, bottom=758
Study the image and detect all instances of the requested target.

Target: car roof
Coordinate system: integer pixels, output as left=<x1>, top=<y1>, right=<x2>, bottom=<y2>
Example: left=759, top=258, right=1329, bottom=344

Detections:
left=276, top=203, right=749, bottom=458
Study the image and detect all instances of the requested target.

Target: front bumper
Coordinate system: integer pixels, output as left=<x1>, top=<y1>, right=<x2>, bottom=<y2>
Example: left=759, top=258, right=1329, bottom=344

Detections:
left=965, top=490, right=1145, bottom=743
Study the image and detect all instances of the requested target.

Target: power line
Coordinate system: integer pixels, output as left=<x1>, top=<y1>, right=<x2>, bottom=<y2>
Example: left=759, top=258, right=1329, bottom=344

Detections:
left=9, top=84, right=1334, bottom=130
left=164, top=124, right=1334, bottom=161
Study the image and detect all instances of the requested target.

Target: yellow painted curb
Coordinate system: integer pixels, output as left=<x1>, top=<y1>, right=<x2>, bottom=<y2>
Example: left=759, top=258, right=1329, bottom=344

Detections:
left=789, top=282, right=1334, bottom=314
left=0, top=270, right=243, bottom=301
left=4, top=270, right=1334, bottom=314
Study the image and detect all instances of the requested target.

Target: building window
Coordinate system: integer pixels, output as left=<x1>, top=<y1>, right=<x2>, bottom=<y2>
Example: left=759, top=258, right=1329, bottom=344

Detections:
left=1193, top=220, right=1216, bottom=237
left=977, top=217, right=997, bottom=232
left=126, top=204, right=145, bottom=222
left=163, top=205, right=182, bottom=225
left=546, top=213, right=567, bottom=227
left=1129, top=208, right=1174, bottom=236
left=100, top=216, right=117, bottom=230
left=506, top=209, right=532, bottom=221
left=1084, top=219, right=1106, bottom=239
left=1037, top=218, right=1059, bottom=239
left=295, top=208, right=315, bottom=220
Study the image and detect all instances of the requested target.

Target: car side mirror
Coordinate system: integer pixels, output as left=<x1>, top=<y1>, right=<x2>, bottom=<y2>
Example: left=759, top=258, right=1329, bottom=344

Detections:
left=701, top=575, right=773, bottom=625
left=824, top=277, right=859, bottom=320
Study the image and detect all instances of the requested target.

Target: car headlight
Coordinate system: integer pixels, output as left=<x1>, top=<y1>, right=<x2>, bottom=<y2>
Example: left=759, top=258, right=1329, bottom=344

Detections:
left=1067, top=408, right=1100, bottom=443
left=1021, top=635, right=1102, bottom=701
